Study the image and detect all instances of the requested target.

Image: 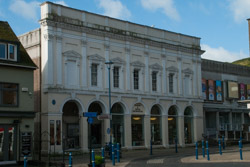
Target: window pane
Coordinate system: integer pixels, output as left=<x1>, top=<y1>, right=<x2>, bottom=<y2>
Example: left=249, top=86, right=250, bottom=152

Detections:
left=91, top=64, right=98, bottom=86
left=152, top=71, right=157, bottom=91
left=134, top=69, right=139, bottom=90
left=56, top=120, right=61, bottom=145
left=113, top=67, right=119, bottom=88
left=3, top=90, right=17, bottom=105
left=169, top=74, right=174, bottom=93
left=151, top=116, right=162, bottom=145
left=1, top=83, right=18, bottom=106
left=50, top=120, right=55, bottom=145
left=0, top=44, right=6, bottom=59
left=132, top=116, right=144, bottom=146
left=8, top=45, right=15, bottom=60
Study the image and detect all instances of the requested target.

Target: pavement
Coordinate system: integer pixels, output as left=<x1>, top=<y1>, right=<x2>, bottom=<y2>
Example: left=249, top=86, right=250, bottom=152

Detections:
left=59, top=144, right=250, bottom=167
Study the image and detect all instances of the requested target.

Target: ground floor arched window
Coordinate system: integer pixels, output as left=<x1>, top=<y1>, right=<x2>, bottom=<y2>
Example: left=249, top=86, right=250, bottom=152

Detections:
left=168, top=106, right=178, bottom=145
left=184, top=107, right=194, bottom=144
left=150, top=105, right=162, bottom=145
left=111, top=103, right=124, bottom=146
left=62, top=101, right=80, bottom=149
left=88, top=102, right=103, bottom=148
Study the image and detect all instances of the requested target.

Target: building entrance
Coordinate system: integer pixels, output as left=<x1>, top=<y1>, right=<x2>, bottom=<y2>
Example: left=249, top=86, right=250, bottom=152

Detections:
left=0, top=125, right=17, bottom=162
left=88, top=102, right=104, bottom=148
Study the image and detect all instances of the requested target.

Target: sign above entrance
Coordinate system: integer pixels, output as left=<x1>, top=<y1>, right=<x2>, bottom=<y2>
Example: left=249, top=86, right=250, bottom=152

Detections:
left=132, top=103, right=145, bottom=114
left=97, top=114, right=111, bottom=120
left=83, top=112, right=97, bottom=117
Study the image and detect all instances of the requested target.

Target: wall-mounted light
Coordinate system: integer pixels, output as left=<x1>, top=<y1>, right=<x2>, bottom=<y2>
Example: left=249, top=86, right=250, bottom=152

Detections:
left=168, top=118, right=174, bottom=121
left=132, top=117, right=141, bottom=121
left=150, top=117, right=157, bottom=121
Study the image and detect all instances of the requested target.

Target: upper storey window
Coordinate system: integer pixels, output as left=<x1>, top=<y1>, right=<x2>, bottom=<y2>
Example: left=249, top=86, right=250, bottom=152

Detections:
left=152, top=71, right=157, bottom=92
left=0, top=43, right=17, bottom=61
left=113, top=66, right=120, bottom=88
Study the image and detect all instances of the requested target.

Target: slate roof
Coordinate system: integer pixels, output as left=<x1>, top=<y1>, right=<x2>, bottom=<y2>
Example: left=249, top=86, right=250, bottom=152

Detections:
left=0, top=21, right=36, bottom=69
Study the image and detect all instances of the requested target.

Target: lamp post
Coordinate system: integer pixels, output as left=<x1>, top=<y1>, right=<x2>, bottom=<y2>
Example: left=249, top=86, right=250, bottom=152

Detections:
left=105, top=61, right=113, bottom=146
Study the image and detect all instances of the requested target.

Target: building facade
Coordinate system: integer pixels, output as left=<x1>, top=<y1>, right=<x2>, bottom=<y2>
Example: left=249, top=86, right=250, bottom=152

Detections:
left=202, top=59, right=250, bottom=140
left=20, top=2, right=204, bottom=153
left=0, top=21, right=36, bottom=164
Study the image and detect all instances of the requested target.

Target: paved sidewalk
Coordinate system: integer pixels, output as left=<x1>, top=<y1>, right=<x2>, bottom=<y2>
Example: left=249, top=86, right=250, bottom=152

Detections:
left=60, top=145, right=250, bottom=167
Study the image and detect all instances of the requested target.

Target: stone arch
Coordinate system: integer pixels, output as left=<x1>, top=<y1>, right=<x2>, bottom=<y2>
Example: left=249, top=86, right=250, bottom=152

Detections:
left=111, top=100, right=129, bottom=115
left=150, top=102, right=165, bottom=115
left=184, top=106, right=194, bottom=144
left=60, top=97, right=85, bottom=115
left=86, top=98, right=107, bottom=114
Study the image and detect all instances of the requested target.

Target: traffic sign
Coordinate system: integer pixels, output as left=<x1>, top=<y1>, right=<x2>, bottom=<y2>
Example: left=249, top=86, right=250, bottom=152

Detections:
left=83, top=112, right=97, bottom=117
left=97, top=114, right=111, bottom=120
left=107, top=128, right=110, bottom=134
left=88, top=117, right=93, bottom=124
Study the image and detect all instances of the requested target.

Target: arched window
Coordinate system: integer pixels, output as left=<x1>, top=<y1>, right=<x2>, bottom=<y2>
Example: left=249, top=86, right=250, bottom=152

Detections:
left=168, top=106, right=178, bottom=145
left=62, top=101, right=80, bottom=149
left=150, top=105, right=162, bottom=145
left=184, top=107, right=194, bottom=144
left=131, top=103, right=145, bottom=146
left=88, top=102, right=103, bottom=148
left=111, top=103, right=124, bottom=146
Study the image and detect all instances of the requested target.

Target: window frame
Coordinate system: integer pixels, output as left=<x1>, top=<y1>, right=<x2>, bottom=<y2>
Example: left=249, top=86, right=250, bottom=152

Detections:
left=169, top=73, right=174, bottom=93
left=8, top=44, right=17, bottom=61
left=113, top=66, right=120, bottom=88
left=0, top=43, right=7, bottom=60
left=152, top=71, right=157, bottom=92
left=91, top=63, right=98, bottom=86
left=0, top=82, right=19, bottom=107
left=133, top=69, right=139, bottom=90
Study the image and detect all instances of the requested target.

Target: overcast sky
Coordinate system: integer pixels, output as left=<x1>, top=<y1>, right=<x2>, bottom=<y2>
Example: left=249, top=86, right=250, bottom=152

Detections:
left=1, top=0, right=250, bottom=62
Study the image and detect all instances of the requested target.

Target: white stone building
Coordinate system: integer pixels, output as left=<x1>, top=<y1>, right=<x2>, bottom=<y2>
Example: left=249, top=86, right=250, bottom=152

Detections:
left=19, top=2, right=204, bottom=153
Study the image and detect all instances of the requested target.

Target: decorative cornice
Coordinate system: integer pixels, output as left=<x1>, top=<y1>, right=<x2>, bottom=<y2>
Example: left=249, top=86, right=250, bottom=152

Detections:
left=166, top=66, right=179, bottom=72
left=88, top=54, right=105, bottom=62
left=149, top=63, right=162, bottom=70
left=40, top=18, right=205, bottom=55
left=55, top=35, right=62, bottom=41
left=43, top=33, right=54, bottom=41
left=182, top=68, right=193, bottom=74
left=110, top=57, right=125, bottom=65
left=130, top=61, right=145, bottom=67
left=63, top=50, right=81, bottom=58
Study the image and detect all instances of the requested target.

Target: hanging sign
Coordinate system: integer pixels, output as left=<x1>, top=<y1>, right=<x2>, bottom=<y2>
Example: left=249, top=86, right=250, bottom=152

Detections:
left=83, top=112, right=97, bottom=117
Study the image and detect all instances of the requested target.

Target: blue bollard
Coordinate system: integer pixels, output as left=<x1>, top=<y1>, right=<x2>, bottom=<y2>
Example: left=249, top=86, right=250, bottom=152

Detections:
left=69, top=152, right=72, bottom=167
left=206, top=141, right=210, bottom=161
left=92, top=150, right=95, bottom=167
left=112, top=144, right=115, bottom=166
left=239, top=140, right=243, bottom=160
left=150, top=139, right=152, bottom=155
left=24, top=156, right=27, bottom=167
left=175, top=137, right=178, bottom=153
left=101, top=147, right=105, bottom=164
left=219, top=139, right=222, bottom=155
left=222, top=136, right=225, bottom=150
left=117, top=143, right=120, bottom=163
left=195, top=142, right=198, bottom=160
left=202, top=140, right=205, bottom=158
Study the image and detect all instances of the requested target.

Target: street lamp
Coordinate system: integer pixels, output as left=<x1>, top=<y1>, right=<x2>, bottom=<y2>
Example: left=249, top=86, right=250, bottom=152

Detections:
left=105, top=61, right=113, bottom=146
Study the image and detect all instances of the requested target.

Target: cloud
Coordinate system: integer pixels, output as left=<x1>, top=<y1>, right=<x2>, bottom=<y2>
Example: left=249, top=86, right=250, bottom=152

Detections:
left=9, top=0, right=40, bottom=21
left=140, top=0, right=180, bottom=21
left=201, top=44, right=248, bottom=62
left=229, top=0, right=250, bottom=23
left=53, top=1, right=68, bottom=6
left=97, top=0, right=131, bottom=20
